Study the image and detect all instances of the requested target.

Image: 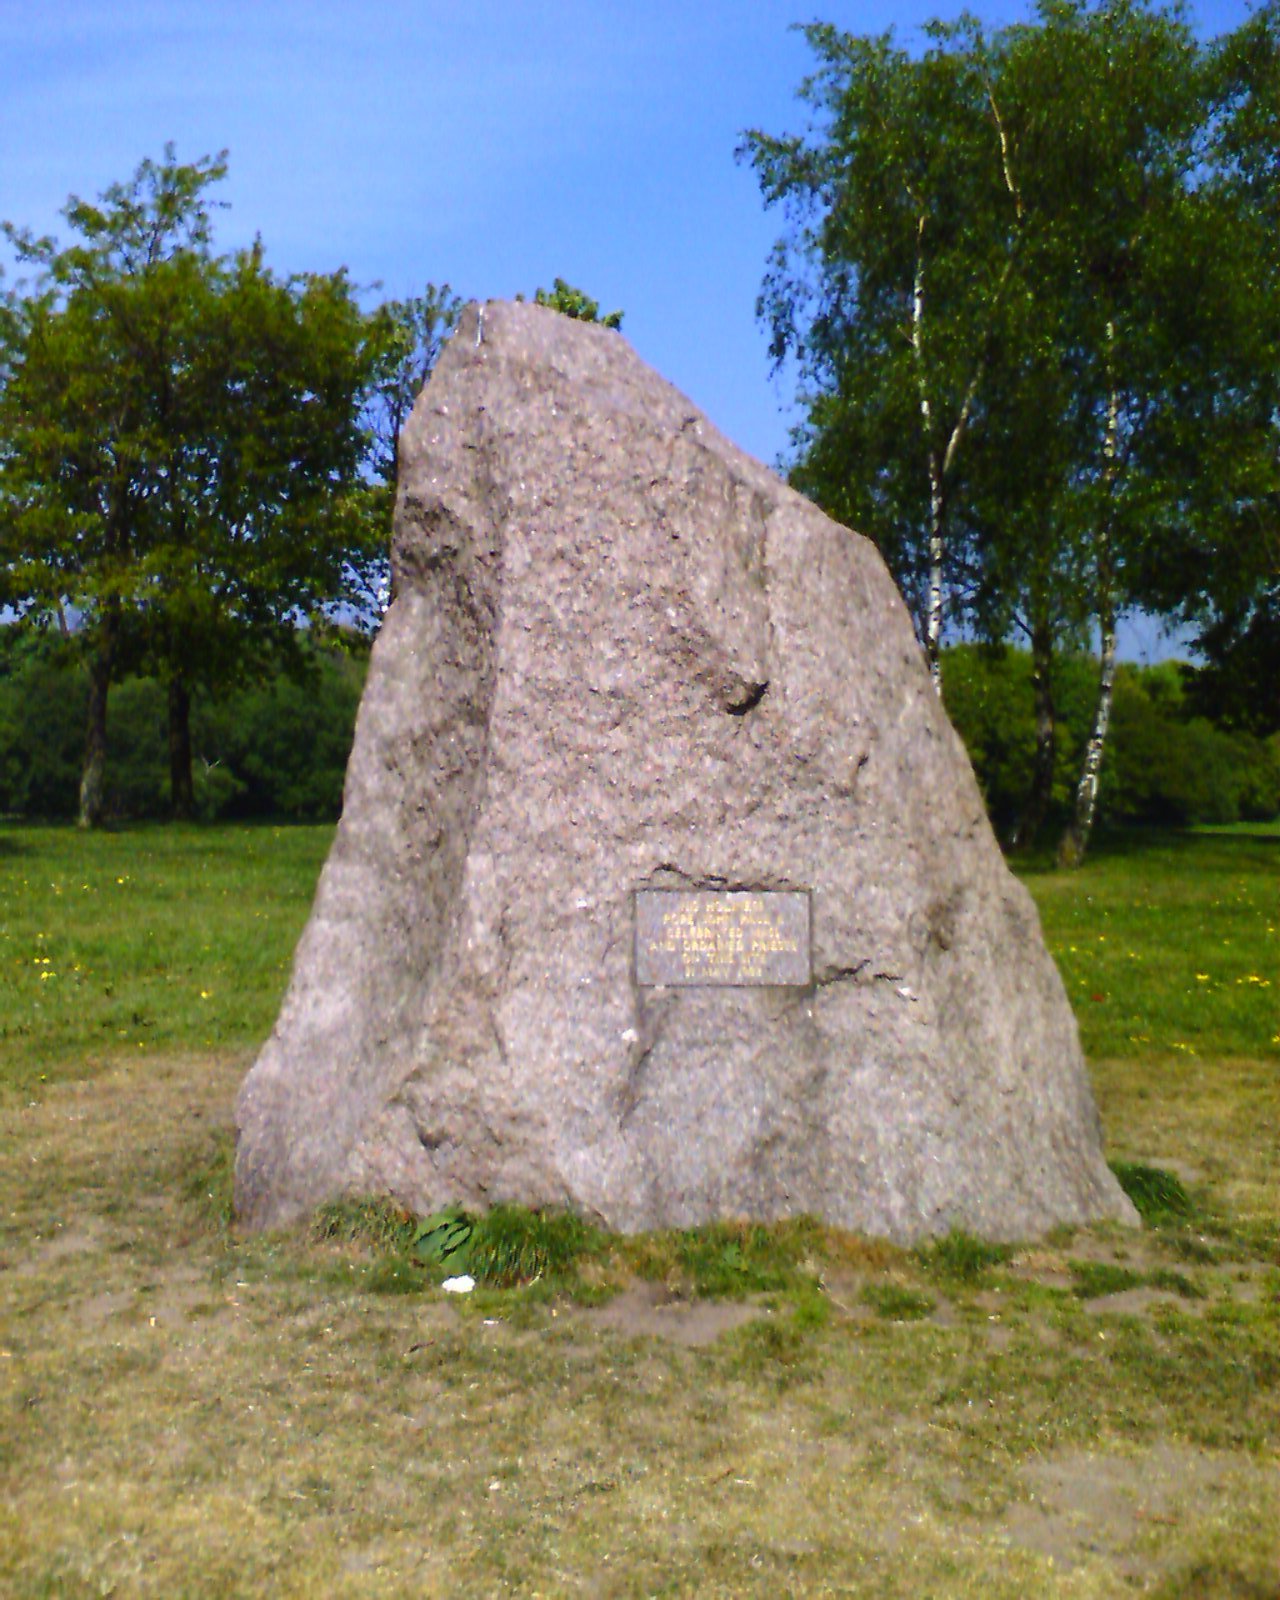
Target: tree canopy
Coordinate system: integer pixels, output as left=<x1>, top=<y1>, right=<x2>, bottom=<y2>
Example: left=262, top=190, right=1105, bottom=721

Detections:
left=357, top=283, right=464, bottom=616
left=0, top=148, right=385, bottom=822
left=364, top=283, right=463, bottom=489
left=742, top=0, right=1280, bottom=858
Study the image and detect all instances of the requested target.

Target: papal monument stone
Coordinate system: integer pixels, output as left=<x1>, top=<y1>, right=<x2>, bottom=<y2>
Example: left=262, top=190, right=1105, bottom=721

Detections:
left=234, top=299, right=1136, bottom=1240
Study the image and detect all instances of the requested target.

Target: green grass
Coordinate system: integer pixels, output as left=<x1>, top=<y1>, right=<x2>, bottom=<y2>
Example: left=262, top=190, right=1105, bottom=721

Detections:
left=916, top=1228, right=1013, bottom=1283
left=1, top=819, right=1278, bottom=1596
left=1023, top=823, right=1278, bottom=1059
left=1111, top=1160, right=1195, bottom=1225
left=0, top=821, right=331, bottom=1092
left=3, top=819, right=1274, bottom=1097
left=858, top=1281, right=937, bottom=1320
left=313, top=1198, right=611, bottom=1295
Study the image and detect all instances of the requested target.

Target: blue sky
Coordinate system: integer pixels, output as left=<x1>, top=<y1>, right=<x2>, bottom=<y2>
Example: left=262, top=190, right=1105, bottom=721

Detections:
left=0, top=0, right=1258, bottom=657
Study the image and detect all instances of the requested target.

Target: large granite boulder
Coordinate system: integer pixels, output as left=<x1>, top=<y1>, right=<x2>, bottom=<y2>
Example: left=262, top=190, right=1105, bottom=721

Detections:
left=234, top=299, right=1136, bottom=1240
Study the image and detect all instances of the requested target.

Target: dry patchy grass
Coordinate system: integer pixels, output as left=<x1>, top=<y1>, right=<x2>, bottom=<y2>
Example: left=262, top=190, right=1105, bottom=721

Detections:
left=2, top=1046, right=1277, bottom=1598
left=2, top=821, right=1276, bottom=1595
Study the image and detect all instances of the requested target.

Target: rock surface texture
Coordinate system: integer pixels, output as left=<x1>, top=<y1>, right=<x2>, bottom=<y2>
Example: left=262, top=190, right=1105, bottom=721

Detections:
left=235, top=300, right=1137, bottom=1240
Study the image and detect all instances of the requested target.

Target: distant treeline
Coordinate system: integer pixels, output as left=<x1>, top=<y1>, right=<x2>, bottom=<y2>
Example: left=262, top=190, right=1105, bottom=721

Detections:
left=943, top=645, right=1280, bottom=837
left=0, top=629, right=367, bottom=823
left=1, top=628, right=1276, bottom=832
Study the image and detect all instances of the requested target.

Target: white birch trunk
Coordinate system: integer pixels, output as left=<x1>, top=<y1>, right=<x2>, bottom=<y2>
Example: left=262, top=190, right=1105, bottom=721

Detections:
left=1062, top=327, right=1121, bottom=866
left=925, top=489, right=945, bottom=693
left=911, top=220, right=945, bottom=693
left=1070, top=591, right=1117, bottom=848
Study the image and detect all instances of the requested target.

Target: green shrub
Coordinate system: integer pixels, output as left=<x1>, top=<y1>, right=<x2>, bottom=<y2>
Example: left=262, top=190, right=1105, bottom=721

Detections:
left=193, top=758, right=247, bottom=821
left=410, top=1207, right=475, bottom=1271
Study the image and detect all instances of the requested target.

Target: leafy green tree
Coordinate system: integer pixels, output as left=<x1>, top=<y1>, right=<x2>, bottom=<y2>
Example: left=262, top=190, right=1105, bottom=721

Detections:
left=741, top=18, right=1023, bottom=687
left=1189, top=596, right=1280, bottom=738
left=997, top=0, right=1260, bottom=862
left=745, top=1, right=1279, bottom=860
left=941, top=642, right=1109, bottom=834
left=530, top=278, right=623, bottom=328
left=1163, top=0, right=1280, bottom=741
left=1103, top=668, right=1280, bottom=824
left=360, top=283, right=463, bottom=614
left=948, top=0, right=1218, bottom=860
left=196, top=641, right=367, bottom=819
left=364, top=283, right=463, bottom=489
left=0, top=628, right=85, bottom=817
left=0, top=148, right=382, bottom=823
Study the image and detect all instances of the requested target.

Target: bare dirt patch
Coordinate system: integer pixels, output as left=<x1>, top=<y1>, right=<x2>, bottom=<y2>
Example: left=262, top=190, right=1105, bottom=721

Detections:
left=999, top=1443, right=1276, bottom=1582
left=1082, top=1285, right=1207, bottom=1318
left=584, top=1281, right=773, bottom=1346
left=5, top=1219, right=105, bottom=1275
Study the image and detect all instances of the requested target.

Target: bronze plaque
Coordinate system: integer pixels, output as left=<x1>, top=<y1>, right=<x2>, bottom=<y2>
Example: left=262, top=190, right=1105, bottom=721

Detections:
left=634, top=890, right=811, bottom=987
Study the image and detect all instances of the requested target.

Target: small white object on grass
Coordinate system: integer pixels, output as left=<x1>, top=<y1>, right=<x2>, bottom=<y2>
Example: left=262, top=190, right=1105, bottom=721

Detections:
left=441, top=1274, right=475, bottom=1294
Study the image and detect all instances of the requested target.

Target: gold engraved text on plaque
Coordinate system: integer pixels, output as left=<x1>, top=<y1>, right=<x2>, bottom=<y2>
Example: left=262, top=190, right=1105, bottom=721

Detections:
left=634, top=890, right=811, bottom=987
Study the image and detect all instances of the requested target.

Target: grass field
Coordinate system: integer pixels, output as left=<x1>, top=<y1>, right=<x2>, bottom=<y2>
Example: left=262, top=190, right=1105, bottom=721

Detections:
left=1, top=821, right=1277, bottom=1597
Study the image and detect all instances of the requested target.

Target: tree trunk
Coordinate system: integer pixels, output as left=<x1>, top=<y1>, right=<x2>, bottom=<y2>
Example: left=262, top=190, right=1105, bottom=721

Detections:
left=1060, top=334, right=1121, bottom=869
left=911, top=224, right=945, bottom=693
left=910, top=214, right=985, bottom=696
left=168, top=675, right=195, bottom=820
left=1059, top=598, right=1117, bottom=867
left=1010, top=617, right=1056, bottom=851
left=924, top=491, right=944, bottom=692
left=78, top=630, right=114, bottom=829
